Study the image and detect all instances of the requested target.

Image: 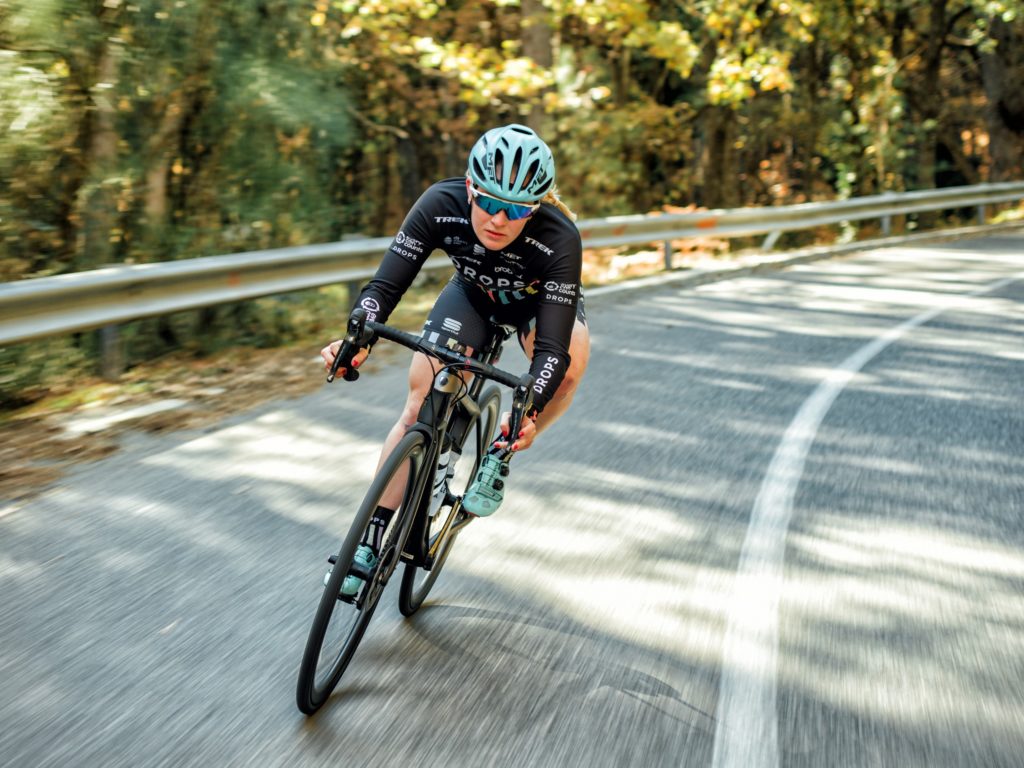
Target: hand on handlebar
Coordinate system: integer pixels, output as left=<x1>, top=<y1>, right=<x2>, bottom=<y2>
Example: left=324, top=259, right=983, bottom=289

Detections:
left=495, top=411, right=537, bottom=452
left=320, top=340, right=371, bottom=378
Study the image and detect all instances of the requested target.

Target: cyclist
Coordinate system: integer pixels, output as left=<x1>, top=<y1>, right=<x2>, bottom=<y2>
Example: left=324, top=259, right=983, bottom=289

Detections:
left=321, top=124, right=589, bottom=594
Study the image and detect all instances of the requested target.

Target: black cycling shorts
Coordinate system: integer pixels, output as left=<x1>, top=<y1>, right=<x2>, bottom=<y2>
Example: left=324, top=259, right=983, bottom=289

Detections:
left=421, top=276, right=586, bottom=354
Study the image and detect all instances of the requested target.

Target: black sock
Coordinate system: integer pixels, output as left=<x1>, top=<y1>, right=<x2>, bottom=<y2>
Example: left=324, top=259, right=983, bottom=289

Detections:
left=365, top=506, right=395, bottom=551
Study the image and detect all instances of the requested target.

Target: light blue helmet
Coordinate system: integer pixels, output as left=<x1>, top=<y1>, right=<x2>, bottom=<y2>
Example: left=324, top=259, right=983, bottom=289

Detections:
left=467, top=124, right=555, bottom=203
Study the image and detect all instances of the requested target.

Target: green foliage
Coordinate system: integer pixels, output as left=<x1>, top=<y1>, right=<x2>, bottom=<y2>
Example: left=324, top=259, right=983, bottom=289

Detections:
left=2, top=0, right=1024, bottom=406
left=0, top=338, right=91, bottom=408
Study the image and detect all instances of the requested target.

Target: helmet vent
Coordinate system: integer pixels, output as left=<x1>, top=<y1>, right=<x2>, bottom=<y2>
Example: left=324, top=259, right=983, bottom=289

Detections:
left=510, top=147, right=524, bottom=188
left=522, top=159, right=539, bottom=190
left=472, top=157, right=487, bottom=182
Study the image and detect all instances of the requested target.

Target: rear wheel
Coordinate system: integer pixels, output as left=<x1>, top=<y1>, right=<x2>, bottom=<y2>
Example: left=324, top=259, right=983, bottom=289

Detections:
left=398, top=385, right=502, bottom=616
left=296, top=430, right=426, bottom=715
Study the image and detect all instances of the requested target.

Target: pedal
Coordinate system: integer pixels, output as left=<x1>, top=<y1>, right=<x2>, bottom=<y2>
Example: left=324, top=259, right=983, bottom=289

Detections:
left=327, top=553, right=374, bottom=580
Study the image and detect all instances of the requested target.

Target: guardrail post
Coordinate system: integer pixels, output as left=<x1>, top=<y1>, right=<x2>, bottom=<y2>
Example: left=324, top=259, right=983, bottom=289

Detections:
left=663, top=240, right=673, bottom=270
left=346, top=279, right=362, bottom=305
left=881, top=191, right=896, bottom=236
left=762, top=230, right=781, bottom=250
left=100, top=325, right=124, bottom=380
left=977, top=204, right=986, bottom=225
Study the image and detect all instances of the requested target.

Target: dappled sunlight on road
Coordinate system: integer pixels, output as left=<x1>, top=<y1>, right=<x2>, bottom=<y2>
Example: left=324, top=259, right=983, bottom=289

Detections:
left=444, top=467, right=741, bottom=663
left=782, top=515, right=1024, bottom=735
left=142, top=407, right=388, bottom=533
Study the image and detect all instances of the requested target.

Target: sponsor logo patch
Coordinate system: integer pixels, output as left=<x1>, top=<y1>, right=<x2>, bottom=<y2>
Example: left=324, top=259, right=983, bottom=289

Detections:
left=395, top=230, right=425, bottom=253
left=542, top=281, right=577, bottom=304
left=389, top=245, right=421, bottom=262
left=360, top=297, right=381, bottom=321
left=532, top=355, right=560, bottom=396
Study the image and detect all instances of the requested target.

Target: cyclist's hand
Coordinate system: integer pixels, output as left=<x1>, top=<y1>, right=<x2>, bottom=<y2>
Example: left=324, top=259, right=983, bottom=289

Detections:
left=495, top=411, right=537, bottom=452
left=320, top=340, right=370, bottom=376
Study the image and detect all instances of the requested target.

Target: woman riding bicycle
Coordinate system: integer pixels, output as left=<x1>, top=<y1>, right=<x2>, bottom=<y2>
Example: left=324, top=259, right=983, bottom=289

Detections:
left=321, top=124, right=589, bottom=586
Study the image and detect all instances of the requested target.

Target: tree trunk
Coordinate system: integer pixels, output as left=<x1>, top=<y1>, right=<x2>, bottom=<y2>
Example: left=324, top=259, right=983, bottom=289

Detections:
left=78, top=38, right=120, bottom=270
left=520, top=0, right=553, bottom=135
left=397, top=135, right=423, bottom=213
left=698, top=105, right=739, bottom=209
left=979, top=18, right=1024, bottom=181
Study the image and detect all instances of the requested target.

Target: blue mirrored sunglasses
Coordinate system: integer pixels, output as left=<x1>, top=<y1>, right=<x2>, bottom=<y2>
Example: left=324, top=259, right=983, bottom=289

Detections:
left=470, top=187, right=540, bottom=221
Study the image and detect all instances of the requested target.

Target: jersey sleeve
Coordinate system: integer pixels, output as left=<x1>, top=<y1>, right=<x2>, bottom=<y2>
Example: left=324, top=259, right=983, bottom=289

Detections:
left=350, top=188, right=439, bottom=324
left=527, top=228, right=583, bottom=414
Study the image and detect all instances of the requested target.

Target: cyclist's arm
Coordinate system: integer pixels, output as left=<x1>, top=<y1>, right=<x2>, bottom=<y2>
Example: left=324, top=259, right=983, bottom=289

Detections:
left=527, top=253, right=581, bottom=414
left=528, top=302, right=575, bottom=414
left=351, top=193, right=437, bottom=324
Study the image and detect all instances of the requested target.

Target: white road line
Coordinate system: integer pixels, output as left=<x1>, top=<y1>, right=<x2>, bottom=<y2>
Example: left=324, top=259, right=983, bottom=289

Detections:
left=711, top=273, right=1022, bottom=768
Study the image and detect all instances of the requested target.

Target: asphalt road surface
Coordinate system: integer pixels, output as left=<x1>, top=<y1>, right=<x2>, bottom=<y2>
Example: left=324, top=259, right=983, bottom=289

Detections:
left=2, top=232, right=1023, bottom=768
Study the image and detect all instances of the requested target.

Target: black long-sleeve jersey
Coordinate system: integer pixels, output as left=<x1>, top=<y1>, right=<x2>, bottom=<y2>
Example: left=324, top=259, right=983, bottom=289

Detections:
left=353, top=177, right=582, bottom=414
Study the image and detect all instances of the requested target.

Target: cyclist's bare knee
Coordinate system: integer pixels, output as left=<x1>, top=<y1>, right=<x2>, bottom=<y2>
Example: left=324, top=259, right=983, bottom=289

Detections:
left=393, top=353, right=434, bottom=425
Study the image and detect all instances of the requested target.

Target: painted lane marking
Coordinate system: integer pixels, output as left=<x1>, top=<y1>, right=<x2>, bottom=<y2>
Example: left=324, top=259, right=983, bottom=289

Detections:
left=711, top=273, right=1021, bottom=768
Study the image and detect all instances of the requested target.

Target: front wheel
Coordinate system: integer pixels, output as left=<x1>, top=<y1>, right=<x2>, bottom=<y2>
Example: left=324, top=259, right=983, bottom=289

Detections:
left=296, top=430, right=426, bottom=715
left=398, top=385, right=502, bottom=616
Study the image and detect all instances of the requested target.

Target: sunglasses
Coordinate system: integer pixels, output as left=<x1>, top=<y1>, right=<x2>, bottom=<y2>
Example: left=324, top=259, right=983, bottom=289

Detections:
left=470, top=186, right=540, bottom=221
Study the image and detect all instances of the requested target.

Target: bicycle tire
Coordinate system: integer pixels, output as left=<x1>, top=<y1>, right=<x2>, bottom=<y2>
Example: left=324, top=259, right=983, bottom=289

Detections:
left=398, top=385, right=503, bottom=616
left=296, top=430, right=426, bottom=714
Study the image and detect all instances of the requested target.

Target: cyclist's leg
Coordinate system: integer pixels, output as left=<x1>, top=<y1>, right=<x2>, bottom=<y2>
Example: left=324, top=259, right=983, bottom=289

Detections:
left=463, top=299, right=589, bottom=517
left=376, top=353, right=438, bottom=510
left=377, top=278, right=491, bottom=510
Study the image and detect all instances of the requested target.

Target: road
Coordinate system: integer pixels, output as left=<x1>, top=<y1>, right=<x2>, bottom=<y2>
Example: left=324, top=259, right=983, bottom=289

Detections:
left=2, top=232, right=1023, bottom=767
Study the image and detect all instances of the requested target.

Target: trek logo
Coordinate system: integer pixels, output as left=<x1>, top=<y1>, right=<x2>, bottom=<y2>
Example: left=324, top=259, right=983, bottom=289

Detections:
left=435, top=216, right=469, bottom=224
left=532, top=356, right=560, bottom=396
left=524, top=237, right=554, bottom=256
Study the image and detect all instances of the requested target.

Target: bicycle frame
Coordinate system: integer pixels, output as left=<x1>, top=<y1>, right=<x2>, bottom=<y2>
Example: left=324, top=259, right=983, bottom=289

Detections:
left=399, top=325, right=513, bottom=569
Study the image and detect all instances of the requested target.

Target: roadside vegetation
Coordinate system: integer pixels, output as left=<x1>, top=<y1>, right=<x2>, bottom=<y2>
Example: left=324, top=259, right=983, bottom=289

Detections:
left=2, top=0, right=1023, bottom=413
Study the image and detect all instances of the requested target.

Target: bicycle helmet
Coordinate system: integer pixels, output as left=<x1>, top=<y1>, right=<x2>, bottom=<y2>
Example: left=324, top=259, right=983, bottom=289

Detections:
left=467, top=124, right=555, bottom=203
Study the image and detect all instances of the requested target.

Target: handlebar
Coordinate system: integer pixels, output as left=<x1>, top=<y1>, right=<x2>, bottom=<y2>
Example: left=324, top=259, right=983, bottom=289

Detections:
left=327, top=308, right=534, bottom=395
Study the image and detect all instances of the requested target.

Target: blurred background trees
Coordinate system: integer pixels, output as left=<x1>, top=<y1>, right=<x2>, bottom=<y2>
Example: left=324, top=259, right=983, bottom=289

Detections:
left=2, top=0, right=1023, bottom=394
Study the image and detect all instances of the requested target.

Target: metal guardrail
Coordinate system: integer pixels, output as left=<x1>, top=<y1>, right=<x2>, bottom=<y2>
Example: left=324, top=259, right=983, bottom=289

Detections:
left=2, top=181, right=1023, bottom=350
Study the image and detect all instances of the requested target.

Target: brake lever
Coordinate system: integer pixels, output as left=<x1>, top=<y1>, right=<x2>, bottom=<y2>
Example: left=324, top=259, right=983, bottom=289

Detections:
left=326, top=341, right=356, bottom=383
left=326, top=308, right=370, bottom=383
left=497, top=376, right=535, bottom=459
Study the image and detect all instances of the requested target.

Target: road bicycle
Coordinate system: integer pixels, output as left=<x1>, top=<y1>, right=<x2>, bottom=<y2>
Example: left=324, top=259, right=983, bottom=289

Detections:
left=296, top=307, right=534, bottom=715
